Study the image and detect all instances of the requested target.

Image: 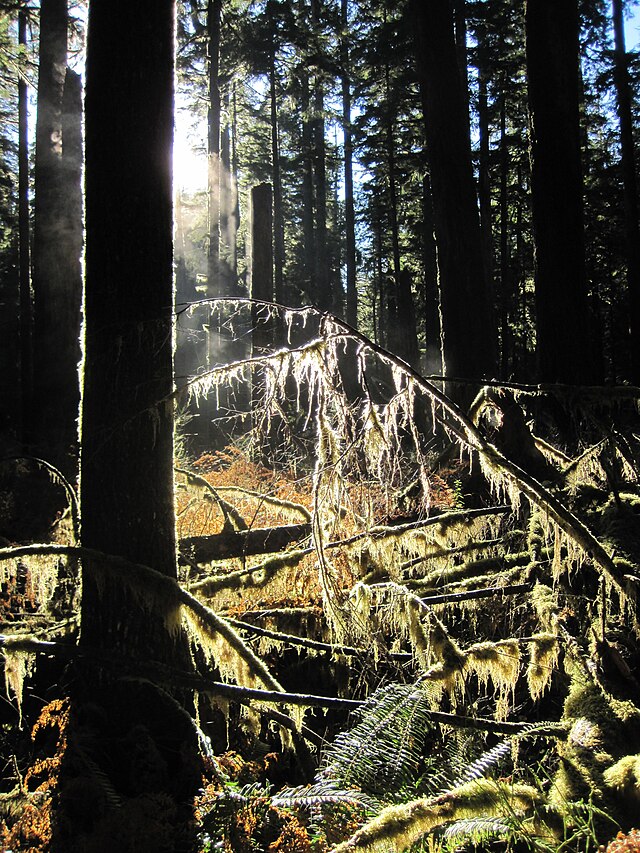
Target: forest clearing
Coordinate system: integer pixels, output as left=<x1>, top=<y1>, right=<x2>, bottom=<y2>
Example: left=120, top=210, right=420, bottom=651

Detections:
left=3, top=0, right=640, bottom=851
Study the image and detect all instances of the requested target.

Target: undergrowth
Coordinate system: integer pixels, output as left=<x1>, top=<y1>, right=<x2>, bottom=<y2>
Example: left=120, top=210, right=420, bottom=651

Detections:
left=2, top=300, right=640, bottom=851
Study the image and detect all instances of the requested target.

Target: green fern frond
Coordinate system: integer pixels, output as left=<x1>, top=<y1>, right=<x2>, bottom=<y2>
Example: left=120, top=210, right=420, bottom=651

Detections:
left=451, top=737, right=512, bottom=789
left=272, top=780, right=377, bottom=812
left=319, top=681, right=436, bottom=798
left=440, top=814, right=513, bottom=845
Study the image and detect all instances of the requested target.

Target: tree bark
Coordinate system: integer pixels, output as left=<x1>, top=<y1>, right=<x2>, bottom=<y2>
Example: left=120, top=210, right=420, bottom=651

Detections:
left=498, top=91, right=511, bottom=377
left=421, top=172, right=441, bottom=374
left=411, top=0, right=496, bottom=396
left=18, top=9, right=32, bottom=445
left=68, top=2, right=202, bottom=847
left=82, top=0, right=178, bottom=649
left=32, top=0, right=82, bottom=474
left=207, top=0, right=222, bottom=296
left=341, top=0, right=358, bottom=328
left=526, top=0, right=593, bottom=383
left=269, top=49, right=286, bottom=307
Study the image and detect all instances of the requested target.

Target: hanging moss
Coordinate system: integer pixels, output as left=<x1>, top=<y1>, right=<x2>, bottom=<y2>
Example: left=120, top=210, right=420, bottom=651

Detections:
left=526, top=633, right=559, bottom=701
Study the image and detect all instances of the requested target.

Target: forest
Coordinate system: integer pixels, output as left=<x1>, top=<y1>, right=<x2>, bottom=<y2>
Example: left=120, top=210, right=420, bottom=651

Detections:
left=3, top=0, right=640, bottom=851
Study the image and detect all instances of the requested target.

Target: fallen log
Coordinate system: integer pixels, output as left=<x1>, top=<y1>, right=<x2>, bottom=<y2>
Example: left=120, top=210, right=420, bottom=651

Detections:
left=179, top=523, right=312, bottom=563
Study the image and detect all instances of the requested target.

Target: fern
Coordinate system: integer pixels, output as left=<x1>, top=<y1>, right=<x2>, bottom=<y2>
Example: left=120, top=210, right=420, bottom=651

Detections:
left=318, top=681, right=437, bottom=798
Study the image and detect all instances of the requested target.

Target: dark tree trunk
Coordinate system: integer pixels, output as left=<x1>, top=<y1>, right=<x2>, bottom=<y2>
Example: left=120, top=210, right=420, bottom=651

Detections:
left=269, top=53, right=286, bottom=307
left=453, top=0, right=471, bottom=142
left=612, top=0, right=640, bottom=383
left=250, top=183, right=274, bottom=436
left=526, top=0, right=593, bottom=383
left=207, top=0, right=222, bottom=296
left=341, top=0, right=358, bottom=328
left=312, top=88, right=330, bottom=310
left=71, top=5, right=202, bottom=844
left=230, top=82, right=240, bottom=285
left=300, top=62, right=316, bottom=303
left=477, top=52, right=493, bottom=305
left=385, top=111, right=402, bottom=355
left=32, top=0, right=82, bottom=473
left=411, top=0, right=496, bottom=395
left=421, top=172, right=441, bottom=374
left=498, top=91, right=511, bottom=377
left=250, top=184, right=274, bottom=311
left=220, top=87, right=234, bottom=294
left=82, top=0, right=178, bottom=648
left=18, top=9, right=32, bottom=444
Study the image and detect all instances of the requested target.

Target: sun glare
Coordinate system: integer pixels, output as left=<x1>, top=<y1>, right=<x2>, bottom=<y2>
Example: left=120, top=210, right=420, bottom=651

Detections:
left=174, top=134, right=207, bottom=193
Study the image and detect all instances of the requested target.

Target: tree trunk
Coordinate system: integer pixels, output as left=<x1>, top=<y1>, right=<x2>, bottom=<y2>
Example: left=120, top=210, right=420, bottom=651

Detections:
left=498, top=91, right=511, bottom=377
left=82, top=0, right=178, bottom=648
left=220, top=86, right=234, bottom=295
left=18, top=8, right=32, bottom=445
left=526, top=0, right=593, bottom=383
left=411, top=0, right=496, bottom=396
left=230, top=81, right=240, bottom=286
left=72, top=0, right=201, bottom=846
left=32, top=0, right=82, bottom=474
left=341, top=0, right=358, bottom=329
left=300, top=61, right=316, bottom=303
left=421, top=172, right=441, bottom=374
left=611, top=0, right=640, bottom=383
left=269, top=52, right=286, bottom=307
left=312, top=87, right=330, bottom=310
left=477, top=51, right=493, bottom=310
left=207, top=0, right=222, bottom=296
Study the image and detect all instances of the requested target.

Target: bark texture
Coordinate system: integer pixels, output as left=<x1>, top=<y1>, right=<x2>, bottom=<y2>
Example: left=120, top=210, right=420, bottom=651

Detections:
left=32, top=0, right=82, bottom=472
left=412, top=0, right=496, bottom=394
left=526, top=0, right=593, bottom=383
left=81, top=0, right=178, bottom=652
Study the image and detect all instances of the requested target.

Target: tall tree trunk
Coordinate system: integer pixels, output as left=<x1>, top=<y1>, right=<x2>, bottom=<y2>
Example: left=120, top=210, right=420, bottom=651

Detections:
left=82, top=0, right=178, bottom=648
left=526, top=0, right=593, bottom=384
left=207, top=0, right=222, bottom=296
left=498, top=90, right=511, bottom=378
left=422, top=172, right=441, bottom=374
left=32, top=0, right=82, bottom=473
left=18, top=8, right=32, bottom=445
left=250, top=184, right=274, bottom=366
left=269, top=51, right=286, bottom=307
left=612, top=0, right=640, bottom=383
left=453, top=0, right=471, bottom=142
left=411, top=0, right=496, bottom=396
left=312, top=80, right=330, bottom=310
left=300, top=62, right=316, bottom=303
left=71, top=4, right=201, bottom=845
left=310, top=0, right=330, bottom=311
left=230, top=81, right=240, bottom=286
left=477, top=51, right=493, bottom=305
left=341, top=0, right=357, bottom=328
left=220, top=86, right=234, bottom=294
